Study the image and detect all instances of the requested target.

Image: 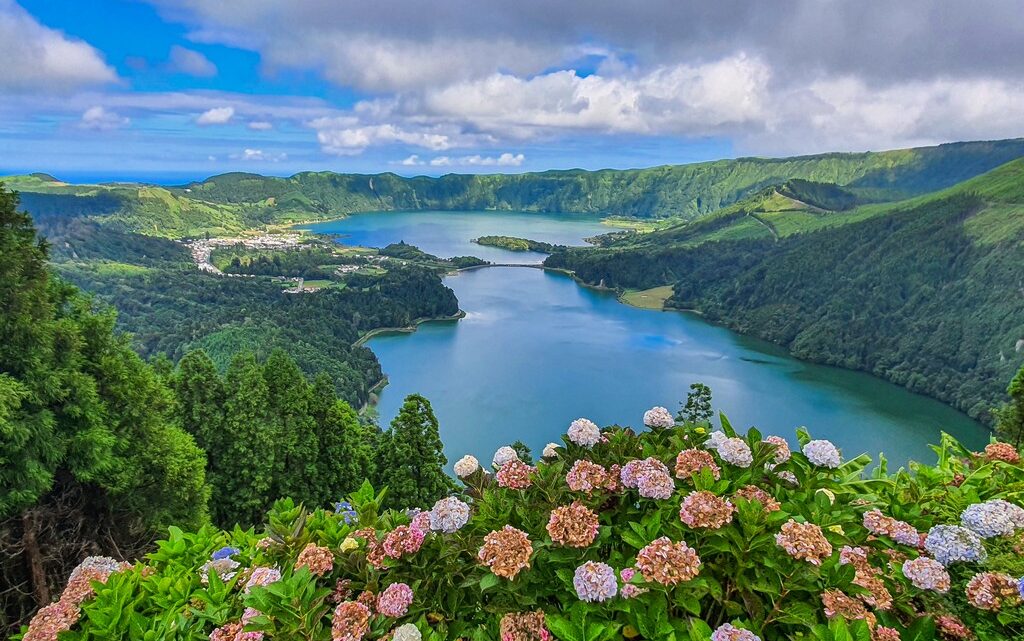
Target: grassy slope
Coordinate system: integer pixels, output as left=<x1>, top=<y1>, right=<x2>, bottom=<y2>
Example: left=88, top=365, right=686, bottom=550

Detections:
left=7, top=138, right=1024, bottom=238
left=546, top=159, right=1024, bottom=421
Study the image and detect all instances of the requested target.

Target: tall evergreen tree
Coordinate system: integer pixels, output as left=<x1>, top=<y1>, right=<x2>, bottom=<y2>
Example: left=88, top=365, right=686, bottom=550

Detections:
left=995, top=365, right=1024, bottom=447
left=679, top=382, right=713, bottom=424
left=214, top=352, right=275, bottom=527
left=315, top=399, right=374, bottom=506
left=263, top=349, right=318, bottom=503
left=174, top=350, right=226, bottom=454
left=0, top=185, right=207, bottom=631
left=376, top=394, right=451, bottom=509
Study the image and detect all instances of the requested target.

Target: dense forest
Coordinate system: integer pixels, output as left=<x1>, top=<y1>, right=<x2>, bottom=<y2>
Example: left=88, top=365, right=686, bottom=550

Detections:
left=547, top=159, right=1024, bottom=422
left=0, top=186, right=454, bottom=634
left=6, top=138, right=1024, bottom=238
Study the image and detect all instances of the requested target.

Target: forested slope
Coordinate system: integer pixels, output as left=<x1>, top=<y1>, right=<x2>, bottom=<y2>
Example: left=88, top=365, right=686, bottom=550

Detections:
left=7, top=138, right=1024, bottom=237
left=546, top=160, right=1024, bottom=421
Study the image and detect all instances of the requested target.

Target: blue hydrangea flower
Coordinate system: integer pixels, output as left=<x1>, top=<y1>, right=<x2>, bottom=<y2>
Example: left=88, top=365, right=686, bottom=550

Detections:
left=334, top=501, right=357, bottom=524
left=1019, top=575, right=1024, bottom=599
left=573, top=561, right=618, bottom=602
left=924, top=525, right=987, bottom=566
left=960, top=499, right=1024, bottom=538
left=211, top=546, right=239, bottom=561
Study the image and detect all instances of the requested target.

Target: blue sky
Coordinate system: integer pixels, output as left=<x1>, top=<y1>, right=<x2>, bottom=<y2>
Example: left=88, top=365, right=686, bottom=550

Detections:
left=1, top=0, right=1022, bottom=183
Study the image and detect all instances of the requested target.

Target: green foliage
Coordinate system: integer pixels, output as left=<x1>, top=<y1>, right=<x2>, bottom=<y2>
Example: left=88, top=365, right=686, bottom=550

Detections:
left=31, top=411, right=1024, bottom=641
left=474, top=235, right=557, bottom=253
left=376, top=394, right=452, bottom=509
left=0, top=186, right=208, bottom=634
left=995, top=365, right=1024, bottom=447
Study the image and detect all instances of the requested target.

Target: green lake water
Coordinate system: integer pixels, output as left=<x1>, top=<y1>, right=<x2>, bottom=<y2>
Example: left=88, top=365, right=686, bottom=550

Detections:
left=305, top=210, right=988, bottom=467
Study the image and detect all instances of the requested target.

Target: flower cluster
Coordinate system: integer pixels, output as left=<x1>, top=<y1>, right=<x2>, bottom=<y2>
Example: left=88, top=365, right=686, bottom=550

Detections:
left=573, top=561, right=618, bottom=602
left=964, top=572, right=1021, bottom=611
left=382, top=525, right=426, bottom=559
left=862, top=509, right=921, bottom=546
left=621, top=457, right=675, bottom=499
left=201, top=556, right=241, bottom=584
left=479, top=526, right=532, bottom=579
left=565, top=459, right=610, bottom=494
left=547, top=502, right=600, bottom=547
left=983, top=441, right=1021, bottom=464
left=392, top=624, right=422, bottom=641
left=821, top=589, right=875, bottom=627
left=679, top=490, right=735, bottom=529
left=717, top=437, right=753, bottom=468
left=619, top=567, right=648, bottom=599
left=803, top=439, right=842, bottom=468
left=567, top=418, right=601, bottom=447
left=675, top=448, right=721, bottom=480
left=542, top=442, right=560, bottom=459
left=924, top=525, right=987, bottom=566
left=429, top=496, right=471, bottom=533
left=643, top=406, right=675, bottom=429
left=711, top=624, right=761, bottom=641
left=959, top=498, right=1024, bottom=538
left=377, top=582, right=414, bottom=617
left=244, top=566, right=282, bottom=592
left=635, top=536, right=701, bottom=585
left=23, top=557, right=128, bottom=641
left=296, top=543, right=334, bottom=577
left=762, top=435, right=791, bottom=465
left=496, top=459, right=535, bottom=489
left=493, top=446, right=520, bottom=468
left=331, top=601, right=370, bottom=641
left=334, top=501, right=358, bottom=524
left=499, top=610, right=552, bottom=641
left=872, top=626, right=901, bottom=641
left=776, top=519, right=833, bottom=565
left=454, top=454, right=480, bottom=477
left=901, top=556, right=950, bottom=592
left=935, top=614, right=972, bottom=640
left=733, top=485, right=781, bottom=512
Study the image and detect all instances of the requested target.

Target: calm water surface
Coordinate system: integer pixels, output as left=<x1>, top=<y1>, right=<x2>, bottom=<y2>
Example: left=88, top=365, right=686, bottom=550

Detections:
left=308, top=211, right=988, bottom=466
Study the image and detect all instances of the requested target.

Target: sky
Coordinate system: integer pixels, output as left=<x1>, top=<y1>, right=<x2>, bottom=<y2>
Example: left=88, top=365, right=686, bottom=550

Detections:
left=1, top=0, right=1023, bottom=183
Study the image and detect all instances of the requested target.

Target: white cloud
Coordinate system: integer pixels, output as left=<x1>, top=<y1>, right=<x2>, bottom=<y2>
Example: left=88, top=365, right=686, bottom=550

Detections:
left=167, top=45, right=217, bottom=77
left=0, top=0, right=116, bottom=92
left=310, top=122, right=459, bottom=155
left=230, top=148, right=287, bottom=162
left=426, top=153, right=525, bottom=167
left=196, top=106, right=234, bottom=125
left=247, top=120, right=273, bottom=130
left=78, top=106, right=130, bottom=131
left=399, top=154, right=424, bottom=166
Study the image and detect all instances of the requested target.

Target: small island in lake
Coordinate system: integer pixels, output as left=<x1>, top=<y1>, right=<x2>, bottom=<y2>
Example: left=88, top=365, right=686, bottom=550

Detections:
left=473, top=235, right=557, bottom=253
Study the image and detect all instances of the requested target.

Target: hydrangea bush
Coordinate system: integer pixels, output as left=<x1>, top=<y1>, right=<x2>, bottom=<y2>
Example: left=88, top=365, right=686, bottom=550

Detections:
left=18, top=409, right=1024, bottom=641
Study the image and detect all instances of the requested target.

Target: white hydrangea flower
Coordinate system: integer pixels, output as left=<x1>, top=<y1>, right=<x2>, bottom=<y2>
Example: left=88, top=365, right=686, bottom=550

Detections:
left=567, top=418, right=601, bottom=448
left=643, top=406, right=674, bottom=429
left=717, top=437, right=753, bottom=468
left=960, top=499, right=1024, bottom=538
left=704, top=431, right=728, bottom=452
left=392, top=623, right=422, bottom=641
left=542, top=442, right=560, bottom=459
left=803, top=439, right=842, bottom=468
left=492, top=446, right=520, bottom=468
left=453, top=454, right=480, bottom=478
left=429, top=496, right=471, bottom=534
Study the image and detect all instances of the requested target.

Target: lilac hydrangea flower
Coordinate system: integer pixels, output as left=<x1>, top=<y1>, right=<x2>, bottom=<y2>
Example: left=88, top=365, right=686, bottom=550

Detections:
left=924, top=525, right=987, bottom=566
left=643, top=406, right=675, bottom=429
left=960, top=499, right=1024, bottom=538
left=717, top=437, right=753, bottom=468
left=567, top=418, right=602, bottom=448
left=429, top=496, right=471, bottom=533
left=573, top=561, right=618, bottom=602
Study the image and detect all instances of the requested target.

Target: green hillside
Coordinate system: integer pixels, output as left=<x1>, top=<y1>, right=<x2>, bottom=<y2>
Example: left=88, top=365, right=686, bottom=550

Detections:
left=7, top=138, right=1024, bottom=238
left=546, top=159, right=1024, bottom=421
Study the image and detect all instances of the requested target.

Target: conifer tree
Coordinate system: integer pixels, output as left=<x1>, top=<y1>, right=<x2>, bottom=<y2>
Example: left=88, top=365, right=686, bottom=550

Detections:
left=377, top=394, right=451, bottom=509
left=174, top=350, right=226, bottom=454
left=315, top=399, right=374, bottom=506
left=214, top=352, right=275, bottom=526
left=263, top=349, right=318, bottom=503
left=995, top=364, right=1024, bottom=447
left=679, top=382, right=713, bottom=424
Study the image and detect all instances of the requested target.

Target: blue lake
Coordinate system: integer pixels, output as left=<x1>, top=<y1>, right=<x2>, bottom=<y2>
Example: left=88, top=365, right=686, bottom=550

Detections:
left=305, top=211, right=988, bottom=467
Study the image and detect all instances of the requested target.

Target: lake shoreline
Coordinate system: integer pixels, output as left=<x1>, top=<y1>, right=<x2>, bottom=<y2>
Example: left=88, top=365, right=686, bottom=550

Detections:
left=354, top=310, right=467, bottom=348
